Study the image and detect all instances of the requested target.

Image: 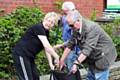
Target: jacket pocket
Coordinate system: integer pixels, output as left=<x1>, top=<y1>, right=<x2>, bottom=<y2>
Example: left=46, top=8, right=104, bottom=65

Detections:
left=95, top=54, right=109, bottom=70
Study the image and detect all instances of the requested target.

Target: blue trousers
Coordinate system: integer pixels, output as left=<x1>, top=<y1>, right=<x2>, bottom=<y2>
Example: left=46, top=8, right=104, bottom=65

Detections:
left=86, top=68, right=109, bottom=80
left=65, top=51, right=79, bottom=71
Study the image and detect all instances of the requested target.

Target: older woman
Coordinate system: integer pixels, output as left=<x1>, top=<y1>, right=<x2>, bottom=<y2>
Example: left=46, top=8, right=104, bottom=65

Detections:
left=12, top=12, right=60, bottom=80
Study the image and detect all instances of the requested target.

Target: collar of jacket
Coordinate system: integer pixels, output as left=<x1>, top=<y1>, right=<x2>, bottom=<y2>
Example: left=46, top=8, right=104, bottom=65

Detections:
left=78, top=18, right=87, bottom=35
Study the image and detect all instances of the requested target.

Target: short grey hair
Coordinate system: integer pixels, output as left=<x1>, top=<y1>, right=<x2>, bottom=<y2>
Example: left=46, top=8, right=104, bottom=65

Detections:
left=67, top=10, right=82, bottom=23
left=62, top=1, right=75, bottom=11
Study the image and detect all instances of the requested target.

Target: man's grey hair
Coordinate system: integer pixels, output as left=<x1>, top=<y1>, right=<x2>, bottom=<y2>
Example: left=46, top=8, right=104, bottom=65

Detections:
left=66, top=10, right=82, bottom=33
left=62, top=1, right=75, bottom=11
left=67, top=10, right=82, bottom=23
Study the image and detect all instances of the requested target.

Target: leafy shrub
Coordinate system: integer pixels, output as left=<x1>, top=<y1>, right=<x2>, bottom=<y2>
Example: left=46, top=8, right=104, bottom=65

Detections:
left=112, top=17, right=120, bottom=59
left=101, top=18, right=120, bottom=59
left=113, top=36, right=120, bottom=59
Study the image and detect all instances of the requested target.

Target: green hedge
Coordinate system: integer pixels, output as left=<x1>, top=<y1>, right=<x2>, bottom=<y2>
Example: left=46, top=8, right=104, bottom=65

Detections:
left=101, top=18, right=120, bottom=59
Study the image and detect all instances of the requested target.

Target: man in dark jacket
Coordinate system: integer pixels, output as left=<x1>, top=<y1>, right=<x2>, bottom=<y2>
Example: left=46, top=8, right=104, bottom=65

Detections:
left=59, top=10, right=117, bottom=80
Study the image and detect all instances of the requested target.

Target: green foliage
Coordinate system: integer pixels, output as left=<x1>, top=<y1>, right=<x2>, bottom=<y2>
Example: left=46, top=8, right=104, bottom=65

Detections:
left=101, top=23, right=113, bottom=37
left=113, top=17, right=120, bottom=26
left=49, top=26, right=63, bottom=45
left=36, top=50, right=50, bottom=75
left=54, top=0, right=63, bottom=13
left=112, top=18, right=120, bottom=58
left=101, top=19, right=120, bottom=59
left=0, top=6, right=44, bottom=79
left=90, top=8, right=99, bottom=21
left=113, top=36, right=120, bottom=58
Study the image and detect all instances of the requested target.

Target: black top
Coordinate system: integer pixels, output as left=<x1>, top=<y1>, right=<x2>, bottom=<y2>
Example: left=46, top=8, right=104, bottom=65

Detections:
left=13, top=23, right=49, bottom=58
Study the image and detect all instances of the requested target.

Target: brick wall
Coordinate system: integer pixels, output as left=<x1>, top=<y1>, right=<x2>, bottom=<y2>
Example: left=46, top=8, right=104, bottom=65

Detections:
left=0, top=0, right=104, bottom=18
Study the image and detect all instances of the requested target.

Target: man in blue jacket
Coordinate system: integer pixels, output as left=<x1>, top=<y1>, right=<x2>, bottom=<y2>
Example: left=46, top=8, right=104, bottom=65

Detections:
left=54, top=2, right=81, bottom=79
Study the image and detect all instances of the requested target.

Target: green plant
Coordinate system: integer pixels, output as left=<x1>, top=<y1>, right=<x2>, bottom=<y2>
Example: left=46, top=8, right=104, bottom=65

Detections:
left=113, top=17, right=120, bottom=26
left=113, top=36, right=120, bottom=59
left=54, top=0, right=63, bottom=13
left=112, top=17, right=120, bottom=59
left=90, top=8, right=99, bottom=21
left=101, top=21, right=120, bottom=60
left=101, top=23, right=113, bottom=37
left=49, top=26, right=63, bottom=45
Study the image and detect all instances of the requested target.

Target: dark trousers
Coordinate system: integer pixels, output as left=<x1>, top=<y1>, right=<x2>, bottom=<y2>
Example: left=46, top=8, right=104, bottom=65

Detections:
left=12, top=50, right=40, bottom=80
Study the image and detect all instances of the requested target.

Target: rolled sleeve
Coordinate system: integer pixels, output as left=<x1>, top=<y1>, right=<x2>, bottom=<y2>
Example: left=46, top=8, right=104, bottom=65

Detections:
left=82, top=45, right=93, bottom=56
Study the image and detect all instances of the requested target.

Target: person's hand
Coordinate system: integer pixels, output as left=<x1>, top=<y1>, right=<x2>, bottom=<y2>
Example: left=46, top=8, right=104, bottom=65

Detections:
left=53, top=44, right=63, bottom=50
left=70, top=64, right=78, bottom=74
left=54, top=56, right=60, bottom=69
left=59, top=59, right=66, bottom=70
left=53, top=45, right=61, bottom=53
left=50, top=64, right=55, bottom=70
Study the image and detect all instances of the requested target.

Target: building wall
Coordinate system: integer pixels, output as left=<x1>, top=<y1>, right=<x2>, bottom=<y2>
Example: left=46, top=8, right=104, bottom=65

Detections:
left=0, top=0, right=104, bottom=18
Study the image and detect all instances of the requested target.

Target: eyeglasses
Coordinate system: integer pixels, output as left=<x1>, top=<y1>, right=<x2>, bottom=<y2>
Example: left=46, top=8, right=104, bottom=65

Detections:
left=68, top=19, right=80, bottom=28
left=69, top=24, right=74, bottom=27
left=68, top=21, right=75, bottom=28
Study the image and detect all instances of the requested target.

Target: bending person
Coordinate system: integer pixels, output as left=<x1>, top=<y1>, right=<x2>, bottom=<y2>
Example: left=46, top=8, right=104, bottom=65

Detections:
left=12, top=12, right=60, bottom=80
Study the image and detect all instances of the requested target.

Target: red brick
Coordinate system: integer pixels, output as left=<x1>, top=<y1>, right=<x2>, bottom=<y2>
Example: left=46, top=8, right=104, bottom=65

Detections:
left=0, top=0, right=104, bottom=18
